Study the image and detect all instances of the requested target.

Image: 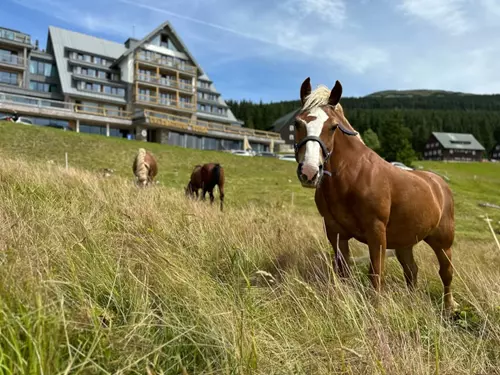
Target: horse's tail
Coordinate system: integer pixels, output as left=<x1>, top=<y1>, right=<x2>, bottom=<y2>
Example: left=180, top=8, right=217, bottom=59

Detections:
left=134, top=148, right=150, bottom=186
left=212, top=164, right=221, bottom=187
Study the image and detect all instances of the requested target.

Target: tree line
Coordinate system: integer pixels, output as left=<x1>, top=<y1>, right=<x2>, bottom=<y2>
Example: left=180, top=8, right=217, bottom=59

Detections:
left=226, top=93, right=500, bottom=164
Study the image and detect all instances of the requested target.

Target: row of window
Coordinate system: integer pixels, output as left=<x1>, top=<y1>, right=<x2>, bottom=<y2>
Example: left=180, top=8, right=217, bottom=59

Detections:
left=150, top=34, right=180, bottom=53
left=69, top=51, right=110, bottom=66
left=197, top=81, right=210, bottom=89
left=424, top=150, right=442, bottom=157
left=29, top=81, right=58, bottom=93
left=197, top=103, right=226, bottom=116
left=137, top=50, right=193, bottom=72
left=197, top=92, right=218, bottom=101
left=492, top=153, right=499, bottom=159
left=76, top=80, right=125, bottom=97
left=30, top=60, right=56, bottom=77
left=0, top=70, right=18, bottom=85
left=426, top=142, right=440, bottom=149
left=73, top=66, right=120, bottom=81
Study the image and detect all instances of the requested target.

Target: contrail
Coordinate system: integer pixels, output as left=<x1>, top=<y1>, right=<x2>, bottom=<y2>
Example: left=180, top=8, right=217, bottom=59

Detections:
left=116, top=0, right=273, bottom=45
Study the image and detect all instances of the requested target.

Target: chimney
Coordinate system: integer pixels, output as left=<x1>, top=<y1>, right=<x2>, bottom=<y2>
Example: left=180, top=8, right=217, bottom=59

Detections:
left=35, top=39, right=39, bottom=50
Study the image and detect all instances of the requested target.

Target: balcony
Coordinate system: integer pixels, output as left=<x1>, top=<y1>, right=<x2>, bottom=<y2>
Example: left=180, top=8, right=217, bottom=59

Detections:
left=134, top=94, right=195, bottom=112
left=0, top=54, right=25, bottom=68
left=74, top=103, right=131, bottom=119
left=144, top=109, right=283, bottom=141
left=135, top=74, right=193, bottom=93
left=0, top=27, right=31, bottom=46
left=135, top=52, right=196, bottom=76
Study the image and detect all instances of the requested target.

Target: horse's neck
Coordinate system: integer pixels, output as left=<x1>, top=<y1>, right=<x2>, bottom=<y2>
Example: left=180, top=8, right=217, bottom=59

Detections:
left=328, top=133, right=367, bottom=186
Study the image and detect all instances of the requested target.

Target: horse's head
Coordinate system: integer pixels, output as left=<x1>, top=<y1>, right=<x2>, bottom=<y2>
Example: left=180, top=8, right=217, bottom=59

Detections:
left=294, top=77, right=358, bottom=188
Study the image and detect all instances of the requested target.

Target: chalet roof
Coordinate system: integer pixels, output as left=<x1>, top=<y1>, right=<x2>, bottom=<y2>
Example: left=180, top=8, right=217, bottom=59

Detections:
left=272, top=108, right=301, bottom=132
left=432, top=132, right=485, bottom=151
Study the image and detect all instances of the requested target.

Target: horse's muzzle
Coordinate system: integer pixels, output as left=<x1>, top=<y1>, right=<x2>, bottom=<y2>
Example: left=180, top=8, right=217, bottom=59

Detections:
left=297, top=163, right=323, bottom=188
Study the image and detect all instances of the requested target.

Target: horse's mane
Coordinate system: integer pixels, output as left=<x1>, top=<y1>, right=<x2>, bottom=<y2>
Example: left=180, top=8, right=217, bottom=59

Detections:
left=134, top=148, right=150, bottom=185
left=301, top=85, right=365, bottom=144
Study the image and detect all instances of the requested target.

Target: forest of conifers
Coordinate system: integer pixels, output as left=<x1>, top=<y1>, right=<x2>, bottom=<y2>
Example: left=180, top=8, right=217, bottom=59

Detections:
left=226, top=91, right=500, bottom=159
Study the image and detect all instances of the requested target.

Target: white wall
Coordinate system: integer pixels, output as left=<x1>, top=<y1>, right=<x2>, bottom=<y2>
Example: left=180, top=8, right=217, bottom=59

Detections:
left=119, top=55, right=134, bottom=83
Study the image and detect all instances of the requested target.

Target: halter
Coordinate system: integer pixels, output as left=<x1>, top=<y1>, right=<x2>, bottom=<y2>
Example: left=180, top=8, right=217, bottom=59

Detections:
left=294, top=124, right=359, bottom=174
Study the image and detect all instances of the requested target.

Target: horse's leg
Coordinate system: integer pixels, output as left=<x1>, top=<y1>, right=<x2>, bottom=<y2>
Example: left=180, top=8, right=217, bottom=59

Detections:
left=324, top=219, right=351, bottom=278
left=367, top=222, right=387, bottom=294
left=426, top=240, right=456, bottom=313
left=395, top=247, right=418, bottom=289
left=219, top=186, right=224, bottom=212
left=209, top=189, right=215, bottom=205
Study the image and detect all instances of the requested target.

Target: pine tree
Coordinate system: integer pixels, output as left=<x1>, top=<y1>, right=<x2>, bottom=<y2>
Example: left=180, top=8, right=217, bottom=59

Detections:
left=379, top=111, right=417, bottom=166
left=362, top=128, right=380, bottom=152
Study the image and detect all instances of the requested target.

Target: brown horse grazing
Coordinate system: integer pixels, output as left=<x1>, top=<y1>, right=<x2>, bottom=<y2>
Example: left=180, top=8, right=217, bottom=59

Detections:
left=294, top=77, right=457, bottom=313
left=185, top=165, right=203, bottom=199
left=132, top=148, right=158, bottom=187
left=185, top=163, right=225, bottom=211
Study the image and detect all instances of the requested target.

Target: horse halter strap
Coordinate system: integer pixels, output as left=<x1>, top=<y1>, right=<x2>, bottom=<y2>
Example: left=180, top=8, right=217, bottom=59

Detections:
left=294, top=124, right=359, bottom=169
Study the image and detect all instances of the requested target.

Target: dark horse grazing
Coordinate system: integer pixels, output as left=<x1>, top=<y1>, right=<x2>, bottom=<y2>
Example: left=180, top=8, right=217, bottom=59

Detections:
left=132, top=148, right=158, bottom=187
left=185, top=163, right=225, bottom=211
left=294, top=77, right=457, bottom=313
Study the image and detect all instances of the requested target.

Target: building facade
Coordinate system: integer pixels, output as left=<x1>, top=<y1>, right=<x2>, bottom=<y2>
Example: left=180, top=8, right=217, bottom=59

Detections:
left=423, top=132, right=485, bottom=162
left=270, top=108, right=300, bottom=152
left=0, top=24, right=283, bottom=151
left=491, top=143, right=500, bottom=161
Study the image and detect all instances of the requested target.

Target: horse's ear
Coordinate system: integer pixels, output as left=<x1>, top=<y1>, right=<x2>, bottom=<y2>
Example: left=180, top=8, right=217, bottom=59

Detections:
left=300, top=77, right=311, bottom=106
left=328, top=80, right=343, bottom=107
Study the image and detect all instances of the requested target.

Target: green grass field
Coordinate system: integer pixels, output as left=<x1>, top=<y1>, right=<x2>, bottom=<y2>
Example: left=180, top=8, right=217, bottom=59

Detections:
left=1, top=121, right=500, bottom=374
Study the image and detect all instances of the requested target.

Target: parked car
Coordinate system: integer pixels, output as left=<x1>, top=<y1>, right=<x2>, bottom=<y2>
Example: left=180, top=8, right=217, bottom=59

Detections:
left=0, top=114, right=33, bottom=125
left=390, top=161, right=413, bottom=171
left=278, top=154, right=296, bottom=162
left=231, top=150, right=254, bottom=157
left=256, top=152, right=277, bottom=158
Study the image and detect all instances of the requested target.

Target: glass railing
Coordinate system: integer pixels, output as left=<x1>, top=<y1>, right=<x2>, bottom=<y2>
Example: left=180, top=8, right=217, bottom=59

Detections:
left=0, top=28, right=31, bottom=44
left=0, top=54, right=24, bottom=66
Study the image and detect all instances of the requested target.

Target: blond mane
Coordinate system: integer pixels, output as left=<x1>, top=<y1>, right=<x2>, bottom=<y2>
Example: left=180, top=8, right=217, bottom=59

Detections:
left=301, top=85, right=365, bottom=144
left=134, top=148, right=150, bottom=186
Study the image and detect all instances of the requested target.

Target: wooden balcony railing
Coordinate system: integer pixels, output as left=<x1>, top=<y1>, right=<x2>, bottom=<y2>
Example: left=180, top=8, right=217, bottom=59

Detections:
left=136, top=52, right=197, bottom=75
left=134, top=94, right=195, bottom=111
left=74, top=103, right=131, bottom=119
left=144, top=110, right=283, bottom=140
left=135, top=74, right=193, bottom=92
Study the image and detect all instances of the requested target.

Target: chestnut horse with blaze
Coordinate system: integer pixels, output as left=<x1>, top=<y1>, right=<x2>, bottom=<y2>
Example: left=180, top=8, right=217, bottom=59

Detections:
left=186, top=163, right=225, bottom=211
left=132, top=148, right=158, bottom=187
left=294, top=77, right=457, bottom=313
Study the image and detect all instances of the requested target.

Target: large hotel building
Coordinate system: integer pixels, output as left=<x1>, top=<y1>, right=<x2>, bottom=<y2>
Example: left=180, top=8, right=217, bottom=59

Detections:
left=0, top=23, right=283, bottom=151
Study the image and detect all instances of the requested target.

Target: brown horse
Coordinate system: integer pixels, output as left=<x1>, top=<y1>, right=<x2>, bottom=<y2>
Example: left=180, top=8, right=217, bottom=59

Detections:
left=185, top=163, right=225, bottom=211
left=132, top=148, right=158, bottom=187
left=294, top=77, right=457, bottom=313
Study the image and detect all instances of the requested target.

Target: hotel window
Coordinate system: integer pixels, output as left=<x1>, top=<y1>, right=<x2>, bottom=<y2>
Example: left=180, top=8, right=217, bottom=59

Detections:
left=289, top=134, right=294, bottom=141
left=98, top=71, right=107, bottom=79
left=472, top=151, right=476, bottom=155
left=0, top=71, right=18, bottom=85
left=94, top=56, right=101, bottom=65
left=88, top=69, right=96, bottom=78
left=84, top=55, right=91, bottom=62
left=289, top=125, right=294, bottom=131
left=29, top=81, right=56, bottom=92
left=30, top=60, right=55, bottom=77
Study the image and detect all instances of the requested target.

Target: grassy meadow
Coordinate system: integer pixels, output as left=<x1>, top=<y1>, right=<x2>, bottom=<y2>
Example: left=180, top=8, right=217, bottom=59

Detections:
left=1, top=121, right=500, bottom=374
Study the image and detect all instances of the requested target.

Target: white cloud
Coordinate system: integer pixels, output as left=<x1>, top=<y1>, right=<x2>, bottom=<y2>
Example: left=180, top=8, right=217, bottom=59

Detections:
left=397, top=0, right=471, bottom=35
left=282, top=0, right=347, bottom=26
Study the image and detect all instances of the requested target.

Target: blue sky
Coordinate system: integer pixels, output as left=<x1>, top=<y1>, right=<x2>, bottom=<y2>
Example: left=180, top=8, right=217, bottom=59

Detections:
left=2, top=0, right=500, bottom=102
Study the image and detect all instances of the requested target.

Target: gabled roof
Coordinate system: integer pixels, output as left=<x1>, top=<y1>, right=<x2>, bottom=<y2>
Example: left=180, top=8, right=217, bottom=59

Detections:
left=48, top=26, right=127, bottom=103
left=112, top=21, right=204, bottom=75
left=432, top=132, right=485, bottom=151
left=272, top=108, right=301, bottom=132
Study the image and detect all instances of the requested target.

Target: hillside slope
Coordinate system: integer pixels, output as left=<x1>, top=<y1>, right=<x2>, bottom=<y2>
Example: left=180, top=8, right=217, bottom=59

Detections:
left=0, top=125, right=500, bottom=373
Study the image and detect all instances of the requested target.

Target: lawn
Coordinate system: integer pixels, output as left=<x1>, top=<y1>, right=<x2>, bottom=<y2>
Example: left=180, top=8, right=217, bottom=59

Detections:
left=0, top=121, right=500, bottom=374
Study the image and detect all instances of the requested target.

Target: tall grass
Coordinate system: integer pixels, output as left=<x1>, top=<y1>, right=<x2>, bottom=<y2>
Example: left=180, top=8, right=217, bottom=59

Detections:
left=0, top=157, right=500, bottom=374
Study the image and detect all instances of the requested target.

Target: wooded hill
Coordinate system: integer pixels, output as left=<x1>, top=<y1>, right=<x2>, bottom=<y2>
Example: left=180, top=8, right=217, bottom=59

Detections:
left=226, top=90, right=500, bottom=160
